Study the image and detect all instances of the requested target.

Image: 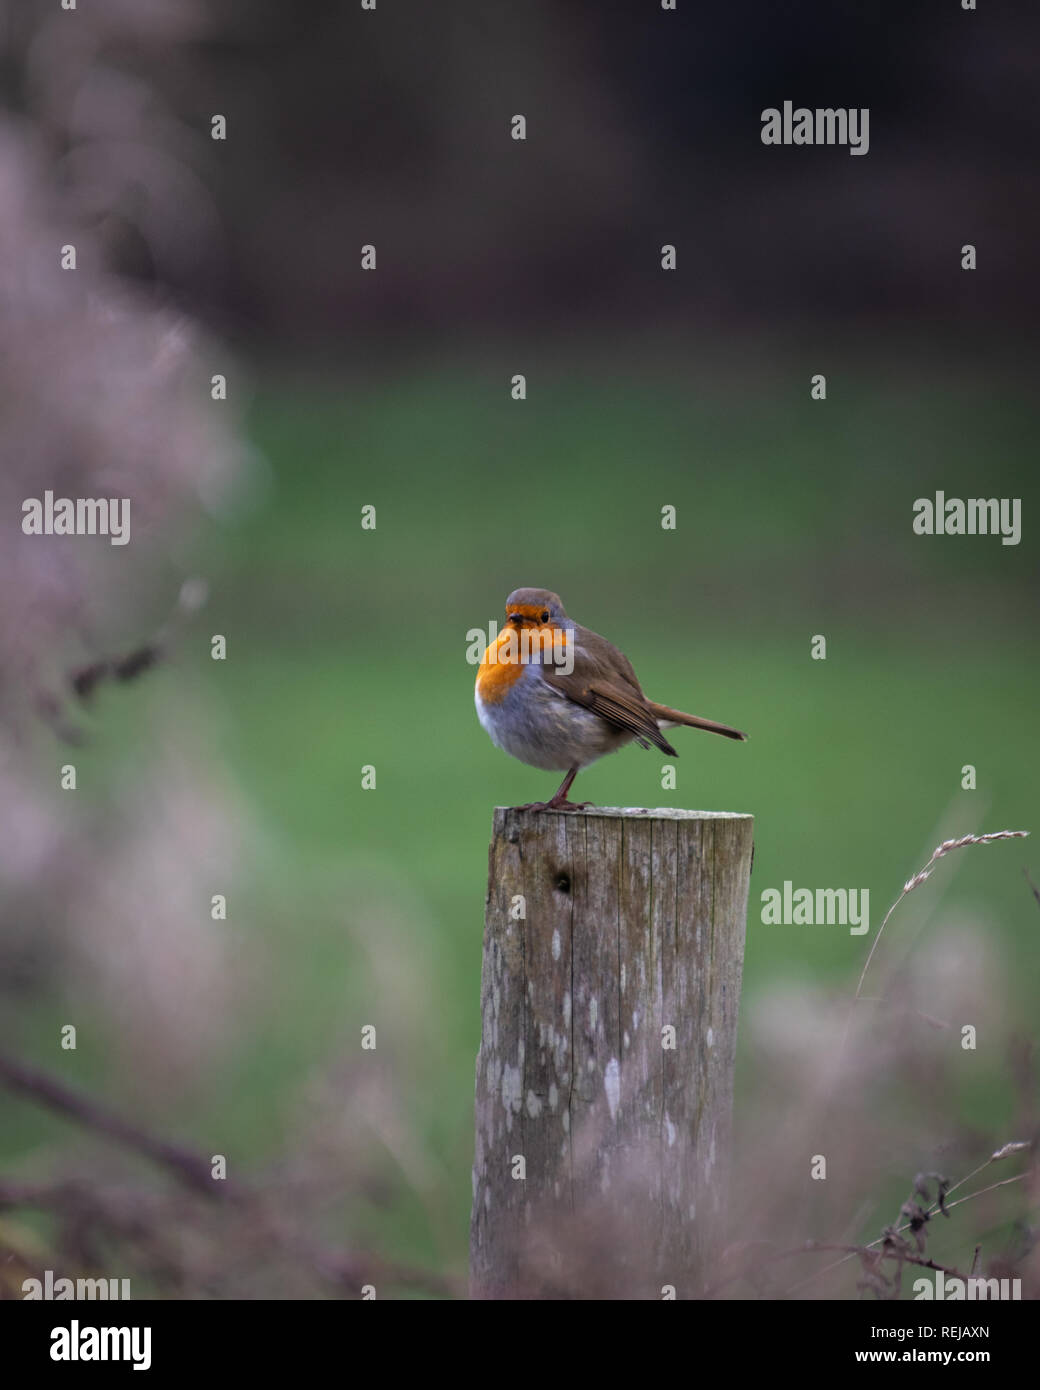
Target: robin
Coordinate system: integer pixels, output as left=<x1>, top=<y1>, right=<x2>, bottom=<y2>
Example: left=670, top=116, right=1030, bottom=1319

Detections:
left=475, top=588, right=747, bottom=810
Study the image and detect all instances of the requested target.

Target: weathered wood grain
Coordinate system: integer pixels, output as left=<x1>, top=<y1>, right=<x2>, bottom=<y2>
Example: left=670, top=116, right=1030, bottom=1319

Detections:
left=470, top=807, right=753, bottom=1299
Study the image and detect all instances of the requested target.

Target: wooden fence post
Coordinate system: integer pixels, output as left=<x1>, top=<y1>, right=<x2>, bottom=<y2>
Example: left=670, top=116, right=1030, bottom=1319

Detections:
left=469, top=805, right=753, bottom=1299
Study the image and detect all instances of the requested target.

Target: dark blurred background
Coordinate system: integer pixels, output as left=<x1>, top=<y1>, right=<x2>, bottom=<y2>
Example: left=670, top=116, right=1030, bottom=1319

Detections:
left=6, top=1, right=1037, bottom=345
left=0, top=0, right=1037, bottom=1298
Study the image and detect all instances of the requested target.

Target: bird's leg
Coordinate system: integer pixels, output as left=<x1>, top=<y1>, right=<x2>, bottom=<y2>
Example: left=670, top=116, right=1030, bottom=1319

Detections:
left=516, top=766, right=593, bottom=813
left=547, top=766, right=583, bottom=807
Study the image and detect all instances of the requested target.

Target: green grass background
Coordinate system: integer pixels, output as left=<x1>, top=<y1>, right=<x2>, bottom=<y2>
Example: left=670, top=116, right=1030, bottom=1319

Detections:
left=4, top=350, right=1038, bottom=1291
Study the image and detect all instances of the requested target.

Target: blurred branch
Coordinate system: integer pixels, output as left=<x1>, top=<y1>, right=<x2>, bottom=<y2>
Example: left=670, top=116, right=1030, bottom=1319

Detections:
left=32, top=578, right=210, bottom=745
left=0, top=1049, right=463, bottom=1298
left=0, top=1050, right=225, bottom=1196
left=1025, top=868, right=1040, bottom=911
left=65, top=578, right=209, bottom=713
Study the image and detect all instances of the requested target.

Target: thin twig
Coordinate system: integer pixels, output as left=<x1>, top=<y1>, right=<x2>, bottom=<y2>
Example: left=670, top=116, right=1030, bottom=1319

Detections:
left=707, top=1143, right=1034, bottom=1299
left=856, top=997, right=950, bottom=1030
left=785, top=1158, right=1033, bottom=1295
left=830, top=831, right=1029, bottom=1095
left=856, top=832, right=1029, bottom=1004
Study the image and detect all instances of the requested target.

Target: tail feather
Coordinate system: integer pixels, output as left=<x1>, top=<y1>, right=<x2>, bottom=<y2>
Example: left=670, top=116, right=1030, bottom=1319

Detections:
left=648, top=701, right=747, bottom=742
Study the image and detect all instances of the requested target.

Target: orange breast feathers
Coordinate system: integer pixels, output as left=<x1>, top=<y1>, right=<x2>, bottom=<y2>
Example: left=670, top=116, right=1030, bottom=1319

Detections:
left=475, top=622, right=569, bottom=704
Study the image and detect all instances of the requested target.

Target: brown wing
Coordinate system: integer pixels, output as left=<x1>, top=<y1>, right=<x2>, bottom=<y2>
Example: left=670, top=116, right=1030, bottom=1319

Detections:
left=542, top=628, right=678, bottom=756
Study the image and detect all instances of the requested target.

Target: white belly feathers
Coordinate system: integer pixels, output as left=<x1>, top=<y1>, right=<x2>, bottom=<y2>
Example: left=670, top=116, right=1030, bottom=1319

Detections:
left=475, top=665, right=629, bottom=772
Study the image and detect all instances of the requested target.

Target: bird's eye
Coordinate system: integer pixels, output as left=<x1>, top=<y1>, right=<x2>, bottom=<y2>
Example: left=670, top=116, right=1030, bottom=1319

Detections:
left=540, top=610, right=549, bottom=622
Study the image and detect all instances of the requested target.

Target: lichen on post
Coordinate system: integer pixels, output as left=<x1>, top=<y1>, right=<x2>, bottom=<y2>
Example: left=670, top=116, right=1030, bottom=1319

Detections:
left=470, top=805, right=753, bottom=1299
